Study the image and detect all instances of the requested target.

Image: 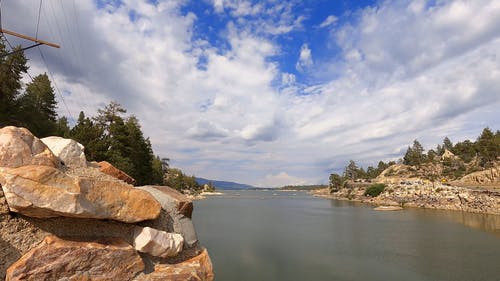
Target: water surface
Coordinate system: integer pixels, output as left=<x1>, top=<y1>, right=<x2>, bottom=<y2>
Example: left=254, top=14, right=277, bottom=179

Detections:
left=193, top=190, right=500, bottom=281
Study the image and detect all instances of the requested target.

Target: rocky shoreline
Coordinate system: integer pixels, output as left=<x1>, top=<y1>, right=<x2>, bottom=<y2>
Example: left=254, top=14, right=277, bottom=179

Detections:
left=312, top=183, right=500, bottom=215
left=0, top=126, right=214, bottom=280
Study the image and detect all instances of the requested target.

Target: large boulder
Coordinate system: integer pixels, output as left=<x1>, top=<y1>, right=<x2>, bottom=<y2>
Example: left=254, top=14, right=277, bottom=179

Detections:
left=133, top=226, right=184, bottom=258
left=137, top=248, right=214, bottom=281
left=98, top=161, right=136, bottom=184
left=136, top=185, right=198, bottom=247
left=0, top=126, right=60, bottom=168
left=0, top=165, right=161, bottom=223
left=41, top=136, right=87, bottom=168
left=6, top=236, right=144, bottom=281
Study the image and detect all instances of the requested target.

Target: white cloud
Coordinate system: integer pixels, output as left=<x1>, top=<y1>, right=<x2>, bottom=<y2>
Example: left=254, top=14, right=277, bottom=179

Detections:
left=258, top=172, right=308, bottom=188
left=3, top=0, right=500, bottom=187
left=319, top=15, right=337, bottom=28
left=281, top=73, right=296, bottom=85
left=296, top=43, right=313, bottom=72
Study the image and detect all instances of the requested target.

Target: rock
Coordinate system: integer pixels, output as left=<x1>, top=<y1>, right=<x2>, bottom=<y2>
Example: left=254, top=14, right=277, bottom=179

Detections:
left=441, top=149, right=458, bottom=161
left=137, top=248, right=214, bottom=281
left=459, top=165, right=499, bottom=184
left=136, top=186, right=198, bottom=247
left=0, top=165, right=161, bottom=223
left=0, top=186, right=9, bottom=215
left=374, top=206, right=403, bottom=211
left=40, top=136, right=87, bottom=168
left=98, top=161, right=136, bottom=184
left=0, top=126, right=60, bottom=168
left=5, top=236, right=144, bottom=281
left=133, top=226, right=184, bottom=258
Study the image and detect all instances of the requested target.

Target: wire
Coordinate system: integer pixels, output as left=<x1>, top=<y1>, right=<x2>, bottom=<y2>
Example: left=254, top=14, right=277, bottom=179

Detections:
left=35, top=0, right=43, bottom=39
left=38, top=47, right=74, bottom=122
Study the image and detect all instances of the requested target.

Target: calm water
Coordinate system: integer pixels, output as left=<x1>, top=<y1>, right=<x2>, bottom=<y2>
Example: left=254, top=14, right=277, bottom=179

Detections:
left=193, top=190, right=500, bottom=281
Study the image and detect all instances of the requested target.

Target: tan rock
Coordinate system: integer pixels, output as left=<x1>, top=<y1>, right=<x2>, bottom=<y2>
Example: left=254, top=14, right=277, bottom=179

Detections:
left=5, top=235, right=144, bottom=281
left=137, top=248, right=214, bottom=281
left=441, top=149, right=458, bottom=161
left=136, top=186, right=198, bottom=247
left=133, top=226, right=184, bottom=258
left=0, top=165, right=161, bottom=222
left=0, top=126, right=60, bottom=168
left=0, top=186, right=9, bottom=215
left=374, top=206, right=403, bottom=211
left=41, top=136, right=87, bottom=168
left=98, top=161, right=136, bottom=184
left=459, top=165, right=499, bottom=184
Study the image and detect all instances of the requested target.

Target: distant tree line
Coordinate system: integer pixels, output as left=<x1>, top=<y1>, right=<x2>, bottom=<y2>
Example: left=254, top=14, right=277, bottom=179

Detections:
left=0, top=40, right=201, bottom=190
left=329, top=128, right=499, bottom=192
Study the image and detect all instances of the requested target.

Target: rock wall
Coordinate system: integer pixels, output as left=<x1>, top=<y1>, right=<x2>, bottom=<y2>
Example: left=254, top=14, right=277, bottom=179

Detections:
left=0, top=126, right=214, bottom=280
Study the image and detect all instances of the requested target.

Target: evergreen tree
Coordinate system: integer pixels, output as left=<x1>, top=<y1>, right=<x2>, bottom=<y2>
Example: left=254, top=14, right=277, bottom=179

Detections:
left=124, top=116, right=155, bottom=186
left=476, top=127, right=499, bottom=167
left=329, top=173, right=344, bottom=192
left=70, top=111, right=107, bottom=161
left=453, top=140, right=476, bottom=163
left=343, top=160, right=360, bottom=180
left=151, top=156, right=164, bottom=185
left=55, top=116, right=71, bottom=138
left=443, top=137, right=453, bottom=152
left=17, top=74, right=58, bottom=137
left=0, top=42, right=28, bottom=126
left=403, top=140, right=426, bottom=166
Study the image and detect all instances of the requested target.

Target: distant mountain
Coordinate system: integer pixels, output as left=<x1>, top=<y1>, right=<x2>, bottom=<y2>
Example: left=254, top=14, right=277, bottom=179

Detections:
left=196, top=177, right=256, bottom=190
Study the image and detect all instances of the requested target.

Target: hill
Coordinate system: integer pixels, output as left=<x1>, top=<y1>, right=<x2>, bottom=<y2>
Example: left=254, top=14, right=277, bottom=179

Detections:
left=195, top=178, right=256, bottom=190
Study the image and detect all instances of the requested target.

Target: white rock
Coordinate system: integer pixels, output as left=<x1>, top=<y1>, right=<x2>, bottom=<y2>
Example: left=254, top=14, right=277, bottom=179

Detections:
left=0, top=126, right=60, bottom=168
left=41, top=136, right=87, bottom=168
left=133, top=227, right=184, bottom=258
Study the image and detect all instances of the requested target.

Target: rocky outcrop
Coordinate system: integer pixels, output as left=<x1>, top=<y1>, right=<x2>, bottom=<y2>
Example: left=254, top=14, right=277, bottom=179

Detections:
left=136, top=185, right=198, bottom=247
left=441, top=149, right=458, bottom=161
left=133, top=226, right=184, bottom=258
left=458, top=165, right=499, bottom=184
left=315, top=182, right=500, bottom=215
left=0, top=127, right=214, bottom=280
left=98, top=161, right=136, bottom=184
left=41, top=136, right=87, bottom=168
left=5, top=236, right=144, bottom=281
left=0, top=165, right=161, bottom=222
left=0, top=126, right=60, bottom=168
left=137, top=248, right=214, bottom=281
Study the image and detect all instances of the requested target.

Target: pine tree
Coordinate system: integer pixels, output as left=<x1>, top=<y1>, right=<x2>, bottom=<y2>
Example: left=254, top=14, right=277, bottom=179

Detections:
left=0, top=42, right=28, bottom=126
left=55, top=116, right=71, bottom=138
left=443, top=137, right=453, bottom=152
left=343, top=160, right=360, bottom=180
left=18, top=74, right=58, bottom=137
left=70, top=111, right=108, bottom=161
left=476, top=128, right=498, bottom=167
left=403, top=140, right=426, bottom=166
left=124, top=116, right=154, bottom=186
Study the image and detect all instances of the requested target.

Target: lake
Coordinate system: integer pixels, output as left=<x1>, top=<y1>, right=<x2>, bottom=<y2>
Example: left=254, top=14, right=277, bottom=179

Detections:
left=193, top=190, right=500, bottom=281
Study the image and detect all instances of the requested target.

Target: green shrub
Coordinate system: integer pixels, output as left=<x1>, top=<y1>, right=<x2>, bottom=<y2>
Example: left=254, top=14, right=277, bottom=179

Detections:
left=364, top=183, right=386, bottom=197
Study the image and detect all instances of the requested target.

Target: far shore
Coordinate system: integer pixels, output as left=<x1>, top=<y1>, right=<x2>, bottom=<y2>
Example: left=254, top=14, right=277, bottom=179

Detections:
left=311, top=184, right=500, bottom=215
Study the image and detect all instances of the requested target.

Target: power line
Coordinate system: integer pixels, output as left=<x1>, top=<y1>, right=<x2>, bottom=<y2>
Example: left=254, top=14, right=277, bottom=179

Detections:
left=35, top=0, right=43, bottom=39
left=38, top=47, right=74, bottom=121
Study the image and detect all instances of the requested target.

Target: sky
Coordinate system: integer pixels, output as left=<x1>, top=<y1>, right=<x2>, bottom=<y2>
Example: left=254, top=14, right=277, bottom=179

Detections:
left=2, top=0, right=499, bottom=187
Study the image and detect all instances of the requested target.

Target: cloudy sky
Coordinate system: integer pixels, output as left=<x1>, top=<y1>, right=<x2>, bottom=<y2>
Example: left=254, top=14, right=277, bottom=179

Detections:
left=2, top=0, right=499, bottom=187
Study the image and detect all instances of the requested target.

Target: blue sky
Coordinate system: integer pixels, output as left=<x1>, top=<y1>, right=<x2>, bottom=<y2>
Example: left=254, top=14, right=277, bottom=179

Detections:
left=3, top=0, right=500, bottom=186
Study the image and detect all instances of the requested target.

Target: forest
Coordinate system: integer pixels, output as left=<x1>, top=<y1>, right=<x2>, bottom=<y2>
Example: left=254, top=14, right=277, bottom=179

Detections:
left=330, top=128, right=500, bottom=191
